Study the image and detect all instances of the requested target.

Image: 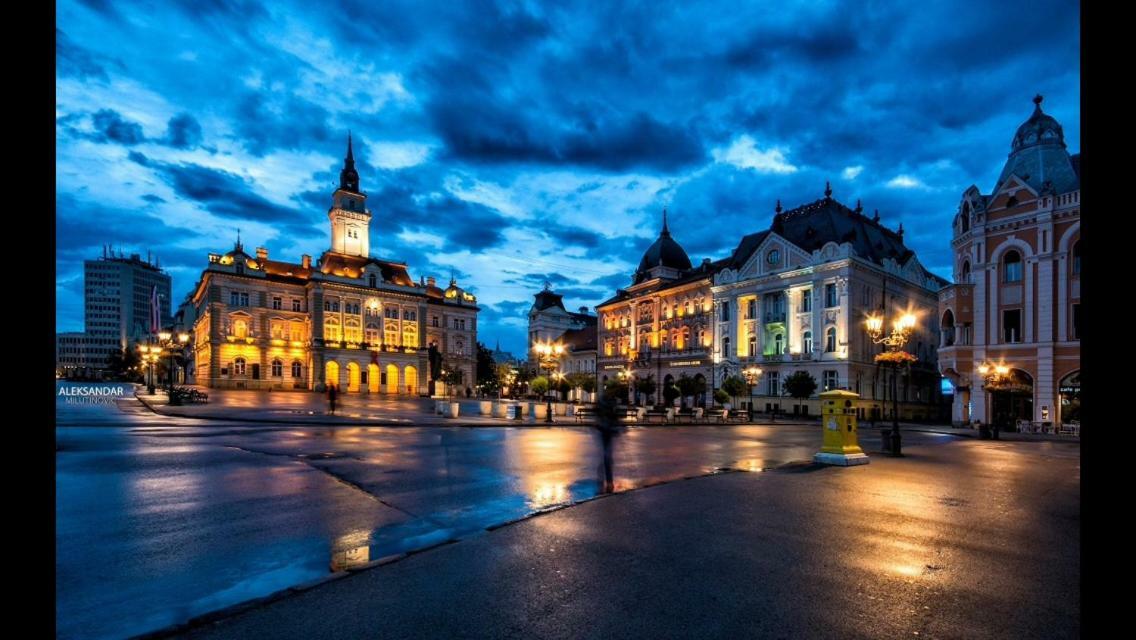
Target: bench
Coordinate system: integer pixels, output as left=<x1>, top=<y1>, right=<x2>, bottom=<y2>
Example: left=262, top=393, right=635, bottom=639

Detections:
left=643, top=408, right=670, bottom=424
left=574, top=408, right=595, bottom=423
left=703, top=408, right=727, bottom=423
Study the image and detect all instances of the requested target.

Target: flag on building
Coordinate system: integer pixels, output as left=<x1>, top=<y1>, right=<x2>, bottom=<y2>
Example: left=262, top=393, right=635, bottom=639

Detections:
left=150, top=285, right=161, bottom=334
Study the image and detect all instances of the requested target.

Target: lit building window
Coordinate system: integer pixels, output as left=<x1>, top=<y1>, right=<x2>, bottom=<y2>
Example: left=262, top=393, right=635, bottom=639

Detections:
left=803, top=331, right=813, bottom=354
left=324, top=317, right=341, bottom=342
left=825, top=327, right=836, bottom=352
left=233, top=318, right=248, bottom=338
left=291, top=361, right=303, bottom=378
left=271, top=359, right=283, bottom=377
left=233, top=358, right=246, bottom=376
left=823, top=370, right=838, bottom=391
left=1003, top=251, right=1022, bottom=283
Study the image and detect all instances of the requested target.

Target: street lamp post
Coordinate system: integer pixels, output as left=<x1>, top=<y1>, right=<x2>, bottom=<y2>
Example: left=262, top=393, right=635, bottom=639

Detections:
left=865, top=311, right=917, bottom=456
left=743, top=365, right=763, bottom=422
left=533, top=341, right=564, bottom=423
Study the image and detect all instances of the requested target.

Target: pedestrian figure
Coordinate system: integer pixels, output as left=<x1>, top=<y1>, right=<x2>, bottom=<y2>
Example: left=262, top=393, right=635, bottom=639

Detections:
left=328, top=383, right=338, bottom=415
left=593, top=395, right=625, bottom=494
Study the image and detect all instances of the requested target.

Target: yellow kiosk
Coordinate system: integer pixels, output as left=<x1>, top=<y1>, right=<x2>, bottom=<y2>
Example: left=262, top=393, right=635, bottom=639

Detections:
left=814, top=389, right=870, bottom=466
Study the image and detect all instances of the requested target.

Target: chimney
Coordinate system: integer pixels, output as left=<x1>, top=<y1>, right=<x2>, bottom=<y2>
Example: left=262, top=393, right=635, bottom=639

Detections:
left=427, top=276, right=436, bottom=287
left=301, top=254, right=311, bottom=269
left=579, top=306, right=589, bottom=314
left=256, top=247, right=268, bottom=260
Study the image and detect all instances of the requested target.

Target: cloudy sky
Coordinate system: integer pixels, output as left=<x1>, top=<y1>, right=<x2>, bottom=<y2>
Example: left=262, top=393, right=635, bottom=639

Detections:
left=56, top=0, right=1080, bottom=357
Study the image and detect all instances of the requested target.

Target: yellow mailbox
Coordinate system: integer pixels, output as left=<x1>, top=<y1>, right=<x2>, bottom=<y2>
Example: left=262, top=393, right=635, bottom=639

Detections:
left=813, top=389, right=870, bottom=466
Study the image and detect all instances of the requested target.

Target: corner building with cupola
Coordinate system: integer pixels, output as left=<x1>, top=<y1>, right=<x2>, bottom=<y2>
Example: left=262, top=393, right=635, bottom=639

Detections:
left=188, top=136, right=479, bottom=394
left=937, top=96, right=1080, bottom=428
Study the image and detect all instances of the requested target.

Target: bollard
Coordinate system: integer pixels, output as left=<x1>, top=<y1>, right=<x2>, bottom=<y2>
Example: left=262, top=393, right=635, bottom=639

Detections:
left=814, top=390, right=870, bottom=466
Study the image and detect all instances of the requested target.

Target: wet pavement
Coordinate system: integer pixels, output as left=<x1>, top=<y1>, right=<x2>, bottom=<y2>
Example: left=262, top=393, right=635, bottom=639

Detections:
left=55, top=383, right=1079, bottom=639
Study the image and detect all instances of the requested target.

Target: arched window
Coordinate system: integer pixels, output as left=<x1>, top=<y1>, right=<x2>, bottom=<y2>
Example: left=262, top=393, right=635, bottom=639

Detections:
left=291, top=361, right=303, bottom=378
left=803, top=331, right=813, bottom=354
left=747, top=334, right=757, bottom=357
left=323, top=317, right=341, bottom=342
left=1003, top=250, right=1022, bottom=283
left=232, top=357, right=246, bottom=376
left=961, top=261, right=971, bottom=283
left=368, top=273, right=377, bottom=287
left=774, top=333, right=784, bottom=355
left=1072, top=241, right=1080, bottom=275
left=685, top=300, right=694, bottom=315
left=271, top=359, right=283, bottom=377
left=825, top=327, right=837, bottom=352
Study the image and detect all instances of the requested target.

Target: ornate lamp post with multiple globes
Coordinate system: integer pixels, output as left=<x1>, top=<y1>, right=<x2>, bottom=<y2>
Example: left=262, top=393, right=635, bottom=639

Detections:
left=533, top=341, right=565, bottom=423
left=743, top=365, right=763, bottom=422
left=137, top=344, right=159, bottom=395
left=157, top=331, right=191, bottom=393
left=864, top=311, right=918, bottom=456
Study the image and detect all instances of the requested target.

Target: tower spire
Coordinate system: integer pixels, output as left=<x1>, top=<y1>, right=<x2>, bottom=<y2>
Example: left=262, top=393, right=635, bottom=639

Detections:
left=661, top=207, right=670, bottom=236
left=824, top=180, right=833, bottom=199
left=775, top=199, right=782, bottom=214
left=339, top=132, right=360, bottom=192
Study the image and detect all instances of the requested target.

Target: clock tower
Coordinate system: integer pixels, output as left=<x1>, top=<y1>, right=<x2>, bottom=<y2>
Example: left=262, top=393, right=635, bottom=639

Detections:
left=328, top=133, right=371, bottom=257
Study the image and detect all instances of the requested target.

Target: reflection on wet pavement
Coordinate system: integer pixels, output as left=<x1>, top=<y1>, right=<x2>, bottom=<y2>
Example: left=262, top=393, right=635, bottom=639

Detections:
left=56, top=388, right=953, bottom=640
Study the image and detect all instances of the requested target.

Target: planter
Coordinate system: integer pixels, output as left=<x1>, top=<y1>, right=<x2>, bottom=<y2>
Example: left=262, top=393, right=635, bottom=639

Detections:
left=447, top=402, right=460, bottom=418
left=479, top=401, right=493, bottom=416
left=694, top=408, right=704, bottom=419
left=492, top=402, right=509, bottom=418
left=533, top=403, right=548, bottom=419
left=553, top=402, right=568, bottom=416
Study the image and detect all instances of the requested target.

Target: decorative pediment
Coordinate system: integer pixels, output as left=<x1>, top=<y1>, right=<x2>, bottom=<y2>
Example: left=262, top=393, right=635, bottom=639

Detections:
left=714, top=268, right=738, bottom=285
left=737, top=232, right=812, bottom=278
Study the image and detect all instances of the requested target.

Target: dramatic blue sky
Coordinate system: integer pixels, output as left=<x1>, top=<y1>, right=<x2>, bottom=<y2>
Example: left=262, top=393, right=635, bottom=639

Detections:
left=56, top=0, right=1080, bottom=357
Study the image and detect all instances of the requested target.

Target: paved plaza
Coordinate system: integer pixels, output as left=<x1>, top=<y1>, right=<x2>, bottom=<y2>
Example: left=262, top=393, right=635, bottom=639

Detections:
left=56, top=385, right=1079, bottom=639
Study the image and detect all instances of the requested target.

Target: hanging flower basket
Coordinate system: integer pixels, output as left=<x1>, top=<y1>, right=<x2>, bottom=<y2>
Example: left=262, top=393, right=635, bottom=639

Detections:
left=875, top=351, right=917, bottom=365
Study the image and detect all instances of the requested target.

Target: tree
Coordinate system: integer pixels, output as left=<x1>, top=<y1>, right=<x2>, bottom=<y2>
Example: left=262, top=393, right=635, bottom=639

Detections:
left=675, top=373, right=702, bottom=408
left=604, top=378, right=629, bottom=403
left=556, top=376, right=572, bottom=401
left=720, top=375, right=748, bottom=408
left=531, top=376, right=550, bottom=397
left=663, top=384, right=680, bottom=406
left=475, top=342, right=496, bottom=390
left=783, top=370, right=818, bottom=415
left=635, top=374, right=657, bottom=405
left=713, top=389, right=730, bottom=406
left=441, top=368, right=464, bottom=398
left=494, top=363, right=515, bottom=397
left=106, top=346, right=141, bottom=382
left=580, top=376, right=597, bottom=395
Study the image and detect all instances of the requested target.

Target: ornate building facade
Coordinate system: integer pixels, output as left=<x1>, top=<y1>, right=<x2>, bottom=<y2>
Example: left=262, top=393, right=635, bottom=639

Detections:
left=528, top=286, right=597, bottom=400
left=937, top=96, right=1080, bottom=427
left=712, top=187, right=948, bottom=418
left=596, top=212, right=718, bottom=405
left=189, top=136, right=479, bottom=394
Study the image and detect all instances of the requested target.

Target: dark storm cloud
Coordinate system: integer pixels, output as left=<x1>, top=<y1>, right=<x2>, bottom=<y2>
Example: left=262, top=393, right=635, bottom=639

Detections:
left=234, top=92, right=334, bottom=156
left=91, top=109, right=145, bottom=145
left=56, top=28, right=123, bottom=80
left=127, top=153, right=308, bottom=222
left=165, top=113, right=203, bottom=149
left=56, top=0, right=1080, bottom=348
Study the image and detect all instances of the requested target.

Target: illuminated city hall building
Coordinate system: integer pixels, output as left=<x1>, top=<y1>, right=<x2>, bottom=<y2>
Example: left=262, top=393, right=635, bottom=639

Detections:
left=711, top=186, right=948, bottom=417
left=937, top=96, right=1080, bottom=427
left=189, top=136, right=479, bottom=393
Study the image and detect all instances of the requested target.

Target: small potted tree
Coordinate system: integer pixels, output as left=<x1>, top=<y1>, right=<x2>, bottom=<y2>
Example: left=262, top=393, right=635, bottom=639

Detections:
left=783, top=370, right=818, bottom=418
